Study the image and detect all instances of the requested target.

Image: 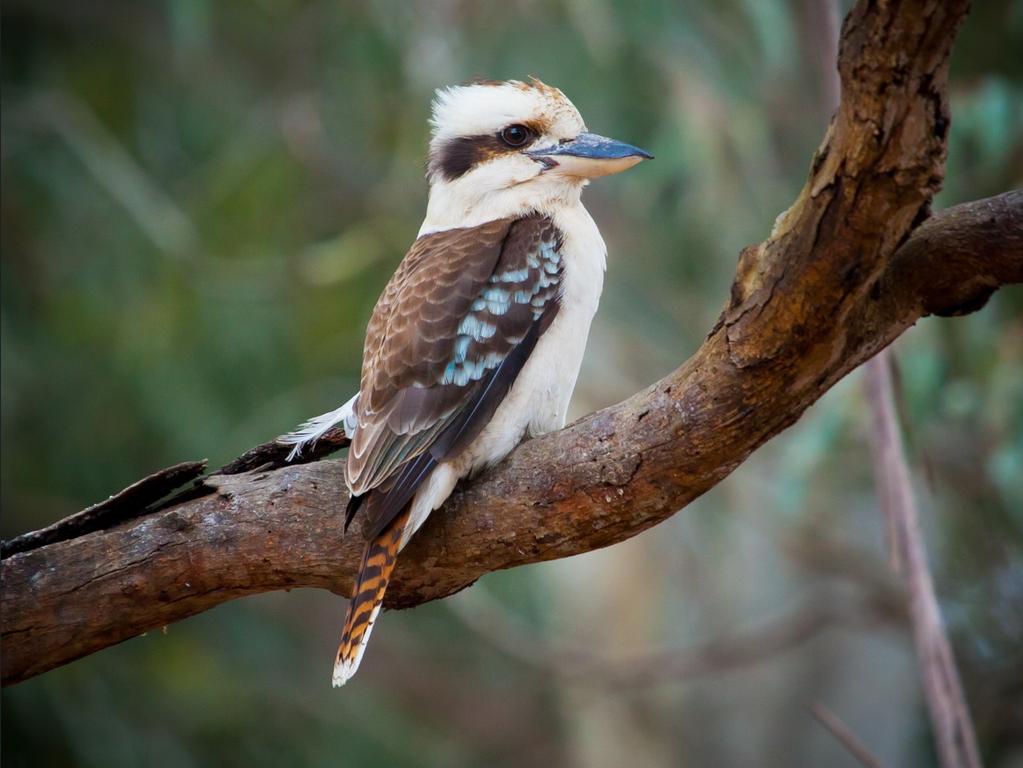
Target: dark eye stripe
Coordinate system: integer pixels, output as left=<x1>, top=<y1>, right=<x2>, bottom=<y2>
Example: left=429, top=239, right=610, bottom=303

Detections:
left=429, top=135, right=506, bottom=181
left=428, top=120, right=548, bottom=182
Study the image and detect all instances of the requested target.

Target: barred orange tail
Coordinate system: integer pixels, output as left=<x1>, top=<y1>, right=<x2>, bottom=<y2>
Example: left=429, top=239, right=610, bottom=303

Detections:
left=332, top=507, right=410, bottom=686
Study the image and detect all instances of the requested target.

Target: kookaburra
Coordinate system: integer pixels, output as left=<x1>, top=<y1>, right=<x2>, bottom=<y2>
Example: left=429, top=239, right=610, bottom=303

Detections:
left=282, top=78, right=652, bottom=686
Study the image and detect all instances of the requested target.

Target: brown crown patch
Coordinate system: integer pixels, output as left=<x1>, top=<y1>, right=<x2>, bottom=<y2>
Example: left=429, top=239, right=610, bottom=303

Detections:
left=461, top=77, right=510, bottom=87
left=459, top=76, right=559, bottom=95
left=525, top=76, right=562, bottom=97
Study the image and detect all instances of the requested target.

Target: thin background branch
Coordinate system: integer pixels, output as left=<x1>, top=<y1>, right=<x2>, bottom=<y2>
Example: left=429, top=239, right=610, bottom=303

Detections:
left=865, top=355, right=984, bottom=768
left=447, top=584, right=894, bottom=691
left=807, top=702, right=886, bottom=768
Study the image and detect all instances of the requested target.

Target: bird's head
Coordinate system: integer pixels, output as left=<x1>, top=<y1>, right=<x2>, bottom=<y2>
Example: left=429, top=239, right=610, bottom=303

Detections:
left=422, top=78, right=652, bottom=231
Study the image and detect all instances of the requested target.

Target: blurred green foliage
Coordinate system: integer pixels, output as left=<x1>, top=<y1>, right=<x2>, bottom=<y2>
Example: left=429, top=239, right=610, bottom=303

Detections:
left=2, top=1, right=1021, bottom=766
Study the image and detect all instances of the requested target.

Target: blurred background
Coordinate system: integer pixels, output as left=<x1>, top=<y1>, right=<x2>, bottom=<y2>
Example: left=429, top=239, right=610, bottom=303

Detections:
left=2, top=1, right=1021, bottom=766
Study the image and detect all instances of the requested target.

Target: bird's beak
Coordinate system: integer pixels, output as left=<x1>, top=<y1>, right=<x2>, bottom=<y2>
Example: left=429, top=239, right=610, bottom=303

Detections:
left=526, top=132, right=653, bottom=179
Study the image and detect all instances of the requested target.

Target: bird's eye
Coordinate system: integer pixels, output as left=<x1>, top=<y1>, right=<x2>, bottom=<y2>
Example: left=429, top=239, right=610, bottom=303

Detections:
left=500, top=124, right=532, bottom=148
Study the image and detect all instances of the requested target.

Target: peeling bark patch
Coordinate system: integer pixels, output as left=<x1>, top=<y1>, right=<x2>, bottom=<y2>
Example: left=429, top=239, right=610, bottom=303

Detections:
left=1, top=460, right=207, bottom=557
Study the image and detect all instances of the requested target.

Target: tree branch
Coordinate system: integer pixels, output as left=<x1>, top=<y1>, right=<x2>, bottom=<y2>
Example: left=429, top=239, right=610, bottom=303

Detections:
left=3, top=0, right=1019, bottom=687
left=445, top=582, right=897, bottom=689
left=808, top=702, right=886, bottom=768
left=866, top=353, right=983, bottom=768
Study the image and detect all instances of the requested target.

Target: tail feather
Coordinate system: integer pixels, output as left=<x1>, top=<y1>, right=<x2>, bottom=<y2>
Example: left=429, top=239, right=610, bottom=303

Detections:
left=332, top=506, right=410, bottom=687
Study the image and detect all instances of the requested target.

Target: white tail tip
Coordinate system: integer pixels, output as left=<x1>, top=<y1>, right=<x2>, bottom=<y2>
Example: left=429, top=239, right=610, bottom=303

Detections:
left=330, top=601, right=381, bottom=688
left=332, top=657, right=359, bottom=688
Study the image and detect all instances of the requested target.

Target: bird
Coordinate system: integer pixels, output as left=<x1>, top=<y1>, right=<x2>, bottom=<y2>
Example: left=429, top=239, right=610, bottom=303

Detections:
left=280, top=77, right=652, bottom=686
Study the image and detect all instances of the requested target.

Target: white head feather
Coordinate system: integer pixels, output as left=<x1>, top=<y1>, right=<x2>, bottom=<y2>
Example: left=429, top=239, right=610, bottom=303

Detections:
left=421, top=79, right=591, bottom=234
left=428, top=79, right=585, bottom=147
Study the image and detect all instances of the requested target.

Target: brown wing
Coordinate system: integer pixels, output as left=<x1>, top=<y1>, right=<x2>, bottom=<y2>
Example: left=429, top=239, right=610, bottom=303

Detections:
left=345, top=214, right=564, bottom=539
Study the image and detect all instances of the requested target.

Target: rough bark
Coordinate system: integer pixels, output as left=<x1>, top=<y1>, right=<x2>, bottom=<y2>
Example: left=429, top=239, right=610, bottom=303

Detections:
left=3, top=0, right=1020, bottom=686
